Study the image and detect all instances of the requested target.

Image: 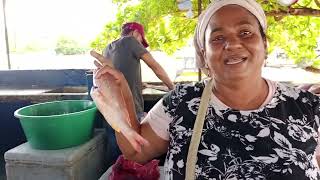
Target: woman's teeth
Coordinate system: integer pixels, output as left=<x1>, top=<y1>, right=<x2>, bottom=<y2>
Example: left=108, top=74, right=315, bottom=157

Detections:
left=226, top=58, right=245, bottom=65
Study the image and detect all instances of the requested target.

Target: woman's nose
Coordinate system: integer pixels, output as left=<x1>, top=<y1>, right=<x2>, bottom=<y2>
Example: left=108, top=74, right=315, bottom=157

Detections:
left=224, top=38, right=242, bottom=50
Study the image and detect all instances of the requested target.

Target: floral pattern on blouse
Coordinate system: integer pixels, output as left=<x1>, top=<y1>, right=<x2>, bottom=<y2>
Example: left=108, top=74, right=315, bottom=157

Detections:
left=162, top=81, right=320, bottom=180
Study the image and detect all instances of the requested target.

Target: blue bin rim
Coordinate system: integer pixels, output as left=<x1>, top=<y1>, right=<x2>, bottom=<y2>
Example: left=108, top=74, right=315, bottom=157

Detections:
left=14, top=100, right=97, bottom=119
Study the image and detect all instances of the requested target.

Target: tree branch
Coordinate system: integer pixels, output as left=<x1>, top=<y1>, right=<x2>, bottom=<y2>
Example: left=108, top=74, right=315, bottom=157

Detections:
left=266, top=8, right=320, bottom=17
left=315, top=0, right=320, bottom=8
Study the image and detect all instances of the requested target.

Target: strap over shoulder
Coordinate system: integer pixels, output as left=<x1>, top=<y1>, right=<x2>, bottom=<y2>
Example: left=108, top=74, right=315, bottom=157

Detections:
left=186, top=78, right=214, bottom=180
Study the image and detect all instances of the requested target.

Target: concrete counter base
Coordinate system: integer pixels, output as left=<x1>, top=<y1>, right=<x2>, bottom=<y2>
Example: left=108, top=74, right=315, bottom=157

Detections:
left=5, top=129, right=107, bottom=180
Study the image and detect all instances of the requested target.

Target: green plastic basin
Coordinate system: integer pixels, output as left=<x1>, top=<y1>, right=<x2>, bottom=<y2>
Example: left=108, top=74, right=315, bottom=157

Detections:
left=14, top=100, right=97, bottom=150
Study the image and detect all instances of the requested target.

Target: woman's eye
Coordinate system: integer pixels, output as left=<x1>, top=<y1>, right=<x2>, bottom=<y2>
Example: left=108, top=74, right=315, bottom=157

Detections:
left=212, top=36, right=224, bottom=42
left=240, top=31, right=252, bottom=37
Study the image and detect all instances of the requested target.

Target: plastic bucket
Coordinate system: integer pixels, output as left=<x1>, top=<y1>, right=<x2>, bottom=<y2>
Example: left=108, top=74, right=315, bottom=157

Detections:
left=14, top=100, right=97, bottom=150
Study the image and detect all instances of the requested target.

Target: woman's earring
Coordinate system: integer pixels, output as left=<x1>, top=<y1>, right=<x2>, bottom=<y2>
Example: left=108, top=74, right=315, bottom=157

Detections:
left=204, top=64, right=211, bottom=77
left=264, top=53, right=268, bottom=67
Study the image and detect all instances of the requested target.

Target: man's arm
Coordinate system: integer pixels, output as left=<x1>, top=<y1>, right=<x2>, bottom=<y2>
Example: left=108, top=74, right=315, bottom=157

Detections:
left=141, top=52, right=174, bottom=90
left=309, top=84, right=320, bottom=95
left=298, top=84, right=320, bottom=95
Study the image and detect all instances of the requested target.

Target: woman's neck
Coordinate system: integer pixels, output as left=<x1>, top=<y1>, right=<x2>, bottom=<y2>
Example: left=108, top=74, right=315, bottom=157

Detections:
left=212, top=77, right=269, bottom=110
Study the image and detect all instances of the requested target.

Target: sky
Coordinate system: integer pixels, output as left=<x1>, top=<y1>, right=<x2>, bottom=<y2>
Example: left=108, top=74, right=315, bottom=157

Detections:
left=5, top=0, right=117, bottom=48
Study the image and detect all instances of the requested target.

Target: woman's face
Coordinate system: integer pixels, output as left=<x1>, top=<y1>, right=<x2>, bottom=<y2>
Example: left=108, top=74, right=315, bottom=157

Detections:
left=203, top=5, right=266, bottom=82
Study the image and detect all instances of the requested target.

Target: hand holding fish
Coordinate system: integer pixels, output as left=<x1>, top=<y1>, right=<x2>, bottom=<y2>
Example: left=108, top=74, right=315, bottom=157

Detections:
left=90, top=50, right=149, bottom=152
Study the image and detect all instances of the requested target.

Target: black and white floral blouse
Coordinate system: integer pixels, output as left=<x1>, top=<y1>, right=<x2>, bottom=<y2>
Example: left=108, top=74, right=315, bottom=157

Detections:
left=151, top=80, right=320, bottom=180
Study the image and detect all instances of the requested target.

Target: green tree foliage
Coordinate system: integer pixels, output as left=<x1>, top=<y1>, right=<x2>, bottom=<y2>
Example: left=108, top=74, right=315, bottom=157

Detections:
left=91, top=0, right=320, bottom=68
left=264, top=0, right=320, bottom=67
left=55, top=37, right=87, bottom=55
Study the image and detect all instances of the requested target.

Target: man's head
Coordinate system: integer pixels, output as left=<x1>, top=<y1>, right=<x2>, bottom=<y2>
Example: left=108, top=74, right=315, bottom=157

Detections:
left=121, top=22, right=149, bottom=48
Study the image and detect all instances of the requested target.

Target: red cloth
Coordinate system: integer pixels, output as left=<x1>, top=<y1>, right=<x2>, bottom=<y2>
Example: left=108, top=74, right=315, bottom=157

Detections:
left=109, top=155, right=160, bottom=180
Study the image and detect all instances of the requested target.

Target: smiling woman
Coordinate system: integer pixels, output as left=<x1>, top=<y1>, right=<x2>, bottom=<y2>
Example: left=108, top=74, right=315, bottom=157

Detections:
left=89, top=0, right=320, bottom=179
left=203, top=5, right=267, bottom=91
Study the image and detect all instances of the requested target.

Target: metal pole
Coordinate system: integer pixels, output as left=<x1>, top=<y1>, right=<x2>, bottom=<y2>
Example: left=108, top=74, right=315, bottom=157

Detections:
left=197, top=0, right=202, bottom=81
left=2, top=0, right=11, bottom=69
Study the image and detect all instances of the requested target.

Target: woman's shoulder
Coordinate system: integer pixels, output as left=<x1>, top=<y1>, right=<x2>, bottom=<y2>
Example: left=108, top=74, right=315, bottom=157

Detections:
left=168, top=81, right=204, bottom=97
left=276, top=81, right=317, bottom=95
left=162, top=81, right=204, bottom=106
left=275, top=81, right=320, bottom=105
